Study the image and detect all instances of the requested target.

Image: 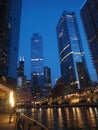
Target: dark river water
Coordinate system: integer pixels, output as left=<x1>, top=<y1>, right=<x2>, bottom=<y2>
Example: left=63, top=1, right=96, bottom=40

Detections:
left=19, top=106, right=98, bottom=130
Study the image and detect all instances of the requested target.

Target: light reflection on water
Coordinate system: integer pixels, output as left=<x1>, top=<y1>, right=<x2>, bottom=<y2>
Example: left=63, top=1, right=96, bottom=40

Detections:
left=19, top=107, right=98, bottom=130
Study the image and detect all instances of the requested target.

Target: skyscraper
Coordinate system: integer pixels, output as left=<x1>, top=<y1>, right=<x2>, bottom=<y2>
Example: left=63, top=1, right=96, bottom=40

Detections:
left=0, top=0, right=22, bottom=81
left=80, top=0, right=98, bottom=79
left=8, top=0, right=22, bottom=79
left=16, top=58, right=32, bottom=104
left=31, top=33, right=44, bottom=88
left=56, top=11, right=90, bottom=90
left=17, top=57, right=26, bottom=88
left=17, top=57, right=24, bottom=77
left=44, top=67, right=52, bottom=88
left=43, top=67, right=52, bottom=98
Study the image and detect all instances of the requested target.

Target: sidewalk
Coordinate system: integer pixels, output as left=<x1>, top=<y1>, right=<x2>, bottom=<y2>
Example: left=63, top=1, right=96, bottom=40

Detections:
left=0, top=114, right=16, bottom=130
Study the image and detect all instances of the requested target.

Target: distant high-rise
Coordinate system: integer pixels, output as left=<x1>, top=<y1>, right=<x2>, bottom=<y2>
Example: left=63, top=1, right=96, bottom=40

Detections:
left=44, top=67, right=52, bottom=97
left=16, top=59, right=32, bottom=103
left=31, top=33, right=44, bottom=88
left=56, top=11, right=90, bottom=89
left=17, top=57, right=26, bottom=88
left=0, top=0, right=22, bottom=80
left=44, top=67, right=52, bottom=88
left=80, top=0, right=98, bottom=79
left=17, top=57, right=24, bottom=77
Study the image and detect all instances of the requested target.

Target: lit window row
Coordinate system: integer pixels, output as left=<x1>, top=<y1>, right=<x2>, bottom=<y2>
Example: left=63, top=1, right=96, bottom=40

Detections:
left=73, top=52, right=82, bottom=55
left=68, top=66, right=72, bottom=70
left=66, top=14, right=73, bottom=18
left=60, top=44, right=70, bottom=55
left=61, top=51, right=73, bottom=62
left=31, top=58, right=43, bottom=61
left=71, top=36, right=78, bottom=40
left=33, top=72, right=44, bottom=75
left=71, top=80, right=79, bottom=85
left=33, top=73, right=39, bottom=75
left=58, top=32, right=63, bottom=38
left=61, top=51, right=83, bottom=62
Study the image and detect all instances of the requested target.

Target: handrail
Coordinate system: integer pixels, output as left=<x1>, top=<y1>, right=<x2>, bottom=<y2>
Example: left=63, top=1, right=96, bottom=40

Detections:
left=16, top=110, right=48, bottom=130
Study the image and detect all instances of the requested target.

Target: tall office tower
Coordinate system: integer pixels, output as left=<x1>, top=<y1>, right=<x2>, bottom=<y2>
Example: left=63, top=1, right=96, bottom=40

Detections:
left=44, top=67, right=52, bottom=97
left=80, top=0, right=98, bottom=79
left=0, top=0, right=22, bottom=81
left=16, top=59, right=32, bottom=104
left=56, top=11, right=90, bottom=90
left=17, top=57, right=26, bottom=88
left=44, top=67, right=52, bottom=88
left=31, top=33, right=44, bottom=88
left=17, top=57, right=24, bottom=77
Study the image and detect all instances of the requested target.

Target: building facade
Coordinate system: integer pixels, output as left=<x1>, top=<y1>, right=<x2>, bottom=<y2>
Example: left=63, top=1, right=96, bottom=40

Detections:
left=80, top=0, right=98, bottom=79
left=17, top=57, right=24, bottom=77
left=0, top=0, right=22, bottom=82
left=44, top=67, right=52, bottom=88
left=43, top=67, right=52, bottom=98
left=56, top=11, right=90, bottom=90
left=31, top=33, right=44, bottom=88
left=16, top=58, right=32, bottom=105
left=17, top=57, right=26, bottom=88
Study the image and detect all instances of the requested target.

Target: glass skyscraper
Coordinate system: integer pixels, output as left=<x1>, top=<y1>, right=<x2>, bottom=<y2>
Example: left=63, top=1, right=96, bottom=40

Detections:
left=44, top=67, right=52, bottom=88
left=0, top=0, right=22, bottom=81
left=17, top=57, right=27, bottom=88
left=31, top=33, right=44, bottom=88
left=44, top=67, right=52, bottom=97
left=56, top=11, right=90, bottom=89
left=8, top=0, right=22, bottom=79
left=80, top=0, right=98, bottom=79
left=17, top=57, right=24, bottom=77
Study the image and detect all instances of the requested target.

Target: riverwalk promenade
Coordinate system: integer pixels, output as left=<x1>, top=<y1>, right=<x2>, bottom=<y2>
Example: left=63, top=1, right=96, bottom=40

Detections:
left=0, top=114, right=16, bottom=130
left=0, top=112, right=48, bottom=130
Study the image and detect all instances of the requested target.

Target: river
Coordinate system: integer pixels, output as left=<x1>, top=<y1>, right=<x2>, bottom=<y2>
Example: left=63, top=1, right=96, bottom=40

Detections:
left=19, top=106, right=98, bottom=130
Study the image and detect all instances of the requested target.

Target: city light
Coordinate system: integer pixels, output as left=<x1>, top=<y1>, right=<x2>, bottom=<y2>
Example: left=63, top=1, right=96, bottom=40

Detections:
left=9, top=91, right=14, bottom=107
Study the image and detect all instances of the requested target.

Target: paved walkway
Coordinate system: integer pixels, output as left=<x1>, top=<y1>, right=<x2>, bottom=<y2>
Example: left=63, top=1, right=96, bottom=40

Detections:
left=0, top=114, right=16, bottom=130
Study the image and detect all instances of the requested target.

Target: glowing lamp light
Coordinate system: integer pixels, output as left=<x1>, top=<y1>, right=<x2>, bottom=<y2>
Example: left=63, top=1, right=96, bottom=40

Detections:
left=9, top=91, right=14, bottom=107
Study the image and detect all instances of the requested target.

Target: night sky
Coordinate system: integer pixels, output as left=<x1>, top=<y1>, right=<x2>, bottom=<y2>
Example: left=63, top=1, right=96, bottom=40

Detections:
left=19, top=0, right=97, bottom=87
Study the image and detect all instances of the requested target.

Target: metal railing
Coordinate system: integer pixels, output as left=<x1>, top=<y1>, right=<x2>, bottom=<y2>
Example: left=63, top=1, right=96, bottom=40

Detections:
left=16, top=111, right=48, bottom=130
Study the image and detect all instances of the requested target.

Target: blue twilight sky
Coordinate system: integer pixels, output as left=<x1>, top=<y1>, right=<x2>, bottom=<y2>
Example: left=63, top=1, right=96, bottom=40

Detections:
left=19, top=0, right=97, bottom=86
